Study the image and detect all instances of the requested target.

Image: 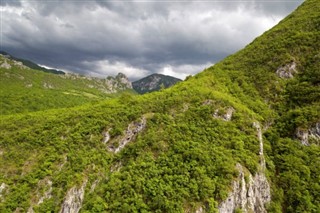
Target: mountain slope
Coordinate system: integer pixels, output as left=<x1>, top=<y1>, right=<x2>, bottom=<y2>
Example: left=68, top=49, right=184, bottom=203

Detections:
left=0, top=51, right=65, bottom=75
left=132, top=73, right=181, bottom=94
left=0, top=55, right=133, bottom=115
left=0, top=0, right=319, bottom=212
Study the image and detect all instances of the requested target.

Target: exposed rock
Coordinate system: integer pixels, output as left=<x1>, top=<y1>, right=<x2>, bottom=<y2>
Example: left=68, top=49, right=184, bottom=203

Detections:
left=309, top=122, right=320, bottom=144
left=102, top=129, right=111, bottom=144
left=107, top=117, right=147, bottom=153
left=296, top=128, right=309, bottom=146
left=276, top=61, right=297, bottom=79
left=0, top=183, right=8, bottom=199
left=27, top=178, right=53, bottom=213
left=195, top=206, right=204, bottom=213
left=132, top=73, right=181, bottom=94
left=58, top=155, right=68, bottom=171
left=183, top=103, right=189, bottom=112
left=218, top=164, right=270, bottom=213
left=43, top=82, right=54, bottom=89
left=25, top=83, right=33, bottom=88
left=59, top=180, right=87, bottom=213
left=104, top=73, right=132, bottom=93
left=116, top=72, right=133, bottom=89
left=296, top=122, right=320, bottom=145
left=219, top=122, right=270, bottom=213
left=0, top=60, right=11, bottom=69
left=202, top=99, right=213, bottom=105
left=213, top=107, right=235, bottom=121
left=110, top=161, right=122, bottom=173
left=37, top=178, right=53, bottom=205
left=89, top=179, right=100, bottom=193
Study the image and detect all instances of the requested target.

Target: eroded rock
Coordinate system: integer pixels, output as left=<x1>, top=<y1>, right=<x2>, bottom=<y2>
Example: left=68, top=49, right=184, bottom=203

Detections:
left=213, top=107, right=235, bottom=121
left=102, top=129, right=111, bottom=144
left=276, top=61, right=297, bottom=79
left=218, top=164, right=270, bottom=213
left=0, top=183, right=8, bottom=199
left=219, top=122, right=270, bottom=213
left=0, top=60, right=11, bottom=69
left=107, top=117, right=147, bottom=153
left=27, top=178, right=53, bottom=213
left=59, top=180, right=87, bottom=213
left=296, top=122, right=320, bottom=146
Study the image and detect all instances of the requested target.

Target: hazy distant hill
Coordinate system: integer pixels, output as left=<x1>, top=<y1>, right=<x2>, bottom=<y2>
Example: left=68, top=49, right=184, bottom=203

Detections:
left=132, top=73, right=181, bottom=94
left=0, top=51, right=65, bottom=75
left=0, top=0, right=319, bottom=212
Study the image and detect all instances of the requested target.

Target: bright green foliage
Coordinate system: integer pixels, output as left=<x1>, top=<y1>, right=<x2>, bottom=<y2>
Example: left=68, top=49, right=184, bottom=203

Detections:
left=0, top=0, right=319, bottom=212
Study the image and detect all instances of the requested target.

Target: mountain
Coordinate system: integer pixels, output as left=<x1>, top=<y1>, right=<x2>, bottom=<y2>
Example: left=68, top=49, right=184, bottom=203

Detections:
left=0, top=51, right=65, bottom=75
left=0, top=0, right=319, bottom=212
left=0, top=54, right=133, bottom=114
left=132, top=73, right=181, bottom=94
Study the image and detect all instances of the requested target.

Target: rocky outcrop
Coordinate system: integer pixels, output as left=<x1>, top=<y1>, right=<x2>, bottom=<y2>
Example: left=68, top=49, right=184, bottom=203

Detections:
left=213, top=107, right=235, bottom=121
left=27, top=178, right=53, bottom=213
left=218, top=122, right=270, bottom=213
left=0, top=183, right=8, bottom=200
left=105, top=73, right=132, bottom=93
left=59, top=180, right=87, bottom=213
left=116, top=72, right=132, bottom=89
left=218, top=164, right=270, bottom=213
left=276, top=61, right=297, bottom=79
left=0, top=60, right=11, bottom=69
left=102, top=129, right=111, bottom=144
left=107, top=117, right=147, bottom=153
left=296, top=122, right=320, bottom=145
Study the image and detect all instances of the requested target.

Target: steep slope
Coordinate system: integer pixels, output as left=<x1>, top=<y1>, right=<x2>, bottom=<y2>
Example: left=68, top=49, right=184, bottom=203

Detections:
left=0, top=0, right=319, bottom=212
left=132, top=73, right=181, bottom=94
left=0, top=55, right=133, bottom=115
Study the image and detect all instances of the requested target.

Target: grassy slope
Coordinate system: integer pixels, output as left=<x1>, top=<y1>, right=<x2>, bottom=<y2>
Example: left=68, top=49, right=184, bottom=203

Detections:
left=0, top=57, right=133, bottom=115
left=0, top=0, right=319, bottom=212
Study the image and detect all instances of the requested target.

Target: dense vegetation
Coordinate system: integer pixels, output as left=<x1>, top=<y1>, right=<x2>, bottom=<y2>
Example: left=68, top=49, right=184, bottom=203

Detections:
left=0, top=0, right=319, bottom=212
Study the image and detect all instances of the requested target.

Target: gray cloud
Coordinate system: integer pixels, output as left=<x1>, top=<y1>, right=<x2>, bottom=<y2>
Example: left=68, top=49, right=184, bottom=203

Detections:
left=1, top=0, right=303, bottom=80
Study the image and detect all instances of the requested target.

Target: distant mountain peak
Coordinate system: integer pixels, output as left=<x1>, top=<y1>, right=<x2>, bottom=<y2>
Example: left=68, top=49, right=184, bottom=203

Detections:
left=132, top=73, right=181, bottom=94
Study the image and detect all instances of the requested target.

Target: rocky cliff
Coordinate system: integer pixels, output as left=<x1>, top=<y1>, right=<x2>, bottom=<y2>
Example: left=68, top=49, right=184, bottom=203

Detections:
left=132, top=73, right=181, bottom=94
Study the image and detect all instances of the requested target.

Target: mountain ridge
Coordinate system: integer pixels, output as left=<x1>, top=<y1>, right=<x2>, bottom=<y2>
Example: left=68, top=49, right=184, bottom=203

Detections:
left=132, top=73, right=181, bottom=94
left=0, top=0, right=319, bottom=212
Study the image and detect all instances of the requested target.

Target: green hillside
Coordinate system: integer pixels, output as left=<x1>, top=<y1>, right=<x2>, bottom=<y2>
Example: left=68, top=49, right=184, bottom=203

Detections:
left=0, top=0, right=319, bottom=212
left=0, top=56, right=134, bottom=115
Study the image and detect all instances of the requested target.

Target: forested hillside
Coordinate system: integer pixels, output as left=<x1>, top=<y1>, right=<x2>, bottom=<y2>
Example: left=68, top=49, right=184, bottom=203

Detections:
left=0, top=0, right=319, bottom=212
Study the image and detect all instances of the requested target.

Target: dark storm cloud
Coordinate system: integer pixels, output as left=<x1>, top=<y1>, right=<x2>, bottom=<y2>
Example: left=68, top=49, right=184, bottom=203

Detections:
left=1, top=0, right=303, bottom=80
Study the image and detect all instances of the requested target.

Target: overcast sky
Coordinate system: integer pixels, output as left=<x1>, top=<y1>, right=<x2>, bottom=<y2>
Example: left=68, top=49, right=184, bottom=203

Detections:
left=1, top=0, right=303, bottom=80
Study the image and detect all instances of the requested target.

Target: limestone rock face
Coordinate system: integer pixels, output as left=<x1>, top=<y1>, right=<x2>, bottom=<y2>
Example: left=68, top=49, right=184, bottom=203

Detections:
left=104, top=73, right=132, bottom=93
left=116, top=72, right=133, bottom=89
left=0, top=183, right=8, bottom=200
left=276, top=61, right=297, bottom=79
left=218, top=164, right=271, bottom=213
left=218, top=122, right=270, bottom=213
left=59, top=180, right=87, bottom=213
